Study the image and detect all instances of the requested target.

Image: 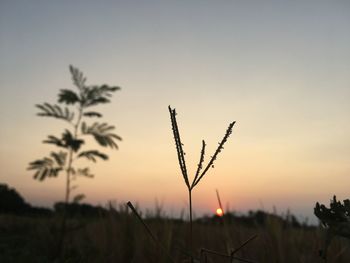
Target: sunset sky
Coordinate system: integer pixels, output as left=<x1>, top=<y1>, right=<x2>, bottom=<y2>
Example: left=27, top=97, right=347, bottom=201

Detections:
left=1, top=1, right=349, bottom=223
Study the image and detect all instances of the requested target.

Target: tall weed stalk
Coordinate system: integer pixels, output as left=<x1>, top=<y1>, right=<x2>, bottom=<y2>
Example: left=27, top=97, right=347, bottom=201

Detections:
left=168, top=106, right=235, bottom=260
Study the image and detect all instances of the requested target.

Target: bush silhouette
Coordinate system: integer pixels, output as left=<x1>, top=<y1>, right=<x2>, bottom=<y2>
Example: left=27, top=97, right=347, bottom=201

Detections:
left=0, top=184, right=30, bottom=214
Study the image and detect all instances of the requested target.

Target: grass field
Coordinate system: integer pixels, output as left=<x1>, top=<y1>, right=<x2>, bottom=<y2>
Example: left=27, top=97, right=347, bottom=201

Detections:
left=1, top=206, right=349, bottom=263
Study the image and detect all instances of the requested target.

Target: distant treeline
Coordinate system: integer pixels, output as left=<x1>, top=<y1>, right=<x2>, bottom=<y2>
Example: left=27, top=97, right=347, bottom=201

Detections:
left=0, top=184, right=50, bottom=216
left=197, top=210, right=308, bottom=229
left=0, top=183, right=311, bottom=228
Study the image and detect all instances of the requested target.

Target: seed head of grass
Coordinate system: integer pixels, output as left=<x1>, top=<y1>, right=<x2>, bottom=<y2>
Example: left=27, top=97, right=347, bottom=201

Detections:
left=168, top=105, right=235, bottom=191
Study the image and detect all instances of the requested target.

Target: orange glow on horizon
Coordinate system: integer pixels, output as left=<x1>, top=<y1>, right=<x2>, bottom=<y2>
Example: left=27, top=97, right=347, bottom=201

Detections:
left=216, top=208, right=223, bottom=217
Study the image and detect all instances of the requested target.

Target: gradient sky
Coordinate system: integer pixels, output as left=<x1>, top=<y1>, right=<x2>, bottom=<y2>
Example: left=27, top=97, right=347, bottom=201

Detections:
left=1, top=0, right=349, bottom=223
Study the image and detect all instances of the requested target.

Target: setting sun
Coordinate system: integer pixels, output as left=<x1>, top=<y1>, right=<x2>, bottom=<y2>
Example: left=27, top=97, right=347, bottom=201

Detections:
left=216, top=208, right=224, bottom=217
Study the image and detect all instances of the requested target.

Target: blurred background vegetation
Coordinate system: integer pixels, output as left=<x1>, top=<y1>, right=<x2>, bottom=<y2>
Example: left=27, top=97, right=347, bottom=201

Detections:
left=1, top=183, right=349, bottom=262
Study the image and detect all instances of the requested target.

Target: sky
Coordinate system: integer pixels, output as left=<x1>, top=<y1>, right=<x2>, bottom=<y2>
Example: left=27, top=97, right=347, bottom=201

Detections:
left=0, top=0, right=349, bottom=223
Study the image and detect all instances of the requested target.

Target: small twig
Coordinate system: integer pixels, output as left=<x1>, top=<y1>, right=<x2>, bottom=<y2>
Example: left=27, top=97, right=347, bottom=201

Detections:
left=231, top=234, right=258, bottom=256
left=126, top=201, right=176, bottom=263
left=200, top=248, right=257, bottom=263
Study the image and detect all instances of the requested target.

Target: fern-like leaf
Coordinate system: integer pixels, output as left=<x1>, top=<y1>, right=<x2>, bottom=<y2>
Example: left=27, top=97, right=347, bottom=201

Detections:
left=36, top=103, right=74, bottom=122
left=50, top=151, right=67, bottom=167
left=76, top=167, right=94, bottom=178
left=28, top=153, right=65, bottom=181
left=58, top=89, right=80, bottom=105
left=81, top=122, right=122, bottom=149
left=83, top=111, right=102, bottom=118
left=81, top=85, right=120, bottom=108
left=43, top=135, right=65, bottom=148
left=69, top=65, right=86, bottom=90
left=43, top=131, right=84, bottom=152
left=77, top=150, right=108, bottom=162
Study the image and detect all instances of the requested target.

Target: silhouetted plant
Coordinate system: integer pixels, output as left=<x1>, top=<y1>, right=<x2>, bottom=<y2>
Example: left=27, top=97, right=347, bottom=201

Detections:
left=28, top=65, right=121, bottom=204
left=314, top=196, right=350, bottom=261
left=168, top=106, right=235, bottom=261
left=27, top=65, right=121, bottom=258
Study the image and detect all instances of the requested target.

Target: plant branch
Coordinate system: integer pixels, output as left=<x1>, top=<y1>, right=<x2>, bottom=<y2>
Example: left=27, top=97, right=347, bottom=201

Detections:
left=168, top=106, right=190, bottom=189
left=192, top=121, right=235, bottom=188
left=231, top=234, right=258, bottom=256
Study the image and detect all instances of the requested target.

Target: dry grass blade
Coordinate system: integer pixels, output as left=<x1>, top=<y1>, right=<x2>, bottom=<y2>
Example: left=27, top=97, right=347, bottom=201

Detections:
left=231, top=234, right=258, bottom=256
left=216, top=189, right=235, bottom=251
left=216, top=189, right=224, bottom=216
left=126, top=201, right=176, bottom=263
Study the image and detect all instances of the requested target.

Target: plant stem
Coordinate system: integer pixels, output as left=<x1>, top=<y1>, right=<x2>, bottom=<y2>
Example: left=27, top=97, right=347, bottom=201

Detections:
left=64, top=106, right=82, bottom=204
left=57, top=106, right=83, bottom=260
left=189, top=188, right=193, bottom=263
left=127, top=201, right=176, bottom=263
left=65, top=150, right=73, bottom=204
left=57, top=147, right=73, bottom=260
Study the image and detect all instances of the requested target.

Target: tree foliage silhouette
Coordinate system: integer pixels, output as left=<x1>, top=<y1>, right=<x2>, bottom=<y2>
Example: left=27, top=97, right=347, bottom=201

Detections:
left=28, top=65, right=121, bottom=204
